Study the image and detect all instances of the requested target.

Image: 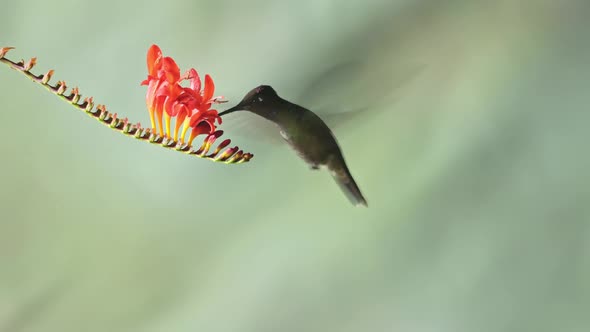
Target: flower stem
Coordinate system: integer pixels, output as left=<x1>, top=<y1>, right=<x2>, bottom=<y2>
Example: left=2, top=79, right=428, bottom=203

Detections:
left=0, top=47, right=253, bottom=164
left=164, top=113, right=171, bottom=139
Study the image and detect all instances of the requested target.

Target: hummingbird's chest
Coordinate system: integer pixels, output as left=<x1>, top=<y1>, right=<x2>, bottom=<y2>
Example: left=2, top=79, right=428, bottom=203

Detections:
left=279, top=128, right=290, bottom=142
left=277, top=120, right=337, bottom=166
left=277, top=125, right=304, bottom=155
left=269, top=104, right=341, bottom=165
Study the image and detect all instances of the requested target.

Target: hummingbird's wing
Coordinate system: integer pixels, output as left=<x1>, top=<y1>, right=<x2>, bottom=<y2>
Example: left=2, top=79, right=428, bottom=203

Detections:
left=218, top=59, right=426, bottom=145
left=305, top=60, right=426, bottom=127
left=218, top=111, right=285, bottom=146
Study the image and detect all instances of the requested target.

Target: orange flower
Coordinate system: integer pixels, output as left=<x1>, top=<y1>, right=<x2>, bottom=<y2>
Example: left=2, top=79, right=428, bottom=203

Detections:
left=0, top=45, right=254, bottom=164
left=168, top=69, right=220, bottom=144
left=140, top=45, right=225, bottom=144
left=141, top=45, right=180, bottom=136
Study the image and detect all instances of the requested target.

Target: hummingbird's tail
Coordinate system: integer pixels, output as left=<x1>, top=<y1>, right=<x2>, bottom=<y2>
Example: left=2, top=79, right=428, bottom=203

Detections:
left=328, top=157, right=368, bottom=207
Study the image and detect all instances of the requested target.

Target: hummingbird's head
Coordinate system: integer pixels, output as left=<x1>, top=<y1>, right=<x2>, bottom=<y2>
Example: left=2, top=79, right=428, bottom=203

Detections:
left=218, top=85, right=279, bottom=117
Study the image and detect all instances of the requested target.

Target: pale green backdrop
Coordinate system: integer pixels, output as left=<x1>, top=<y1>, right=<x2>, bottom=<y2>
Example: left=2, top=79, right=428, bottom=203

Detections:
left=0, top=1, right=589, bottom=331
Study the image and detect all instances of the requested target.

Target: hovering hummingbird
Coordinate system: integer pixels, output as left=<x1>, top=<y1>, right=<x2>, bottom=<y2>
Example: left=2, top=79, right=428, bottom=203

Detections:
left=218, top=85, right=368, bottom=207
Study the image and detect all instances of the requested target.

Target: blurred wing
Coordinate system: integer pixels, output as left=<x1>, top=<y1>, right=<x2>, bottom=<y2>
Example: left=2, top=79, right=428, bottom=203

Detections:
left=219, top=59, right=426, bottom=146
left=303, top=59, right=427, bottom=129
left=218, top=112, right=285, bottom=146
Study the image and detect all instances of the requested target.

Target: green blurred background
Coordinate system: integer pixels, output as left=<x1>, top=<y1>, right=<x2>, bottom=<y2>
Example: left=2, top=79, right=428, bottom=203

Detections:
left=1, top=0, right=589, bottom=331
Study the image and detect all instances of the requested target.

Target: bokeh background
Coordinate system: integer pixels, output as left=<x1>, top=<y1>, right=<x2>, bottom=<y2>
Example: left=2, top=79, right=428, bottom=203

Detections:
left=1, top=0, right=589, bottom=331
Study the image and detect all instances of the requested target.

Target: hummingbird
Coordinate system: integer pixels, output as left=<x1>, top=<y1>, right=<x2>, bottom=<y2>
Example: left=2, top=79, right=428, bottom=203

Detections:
left=218, top=85, right=368, bottom=207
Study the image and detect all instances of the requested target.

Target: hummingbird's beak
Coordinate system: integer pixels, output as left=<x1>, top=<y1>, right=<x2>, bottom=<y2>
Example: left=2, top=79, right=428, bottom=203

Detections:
left=218, top=104, right=244, bottom=117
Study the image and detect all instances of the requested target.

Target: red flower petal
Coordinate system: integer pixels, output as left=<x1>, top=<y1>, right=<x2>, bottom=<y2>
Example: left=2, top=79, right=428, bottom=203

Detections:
left=180, top=87, right=203, bottom=106
left=202, top=74, right=215, bottom=102
left=160, top=57, right=180, bottom=83
left=176, top=105, right=188, bottom=123
left=187, top=68, right=201, bottom=92
left=146, top=44, right=162, bottom=76
left=197, top=102, right=212, bottom=113
left=154, top=81, right=171, bottom=98
left=163, top=96, right=176, bottom=116
left=192, top=121, right=215, bottom=137
left=189, top=112, right=206, bottom=128
left=146, top=79, right=162, bottom=110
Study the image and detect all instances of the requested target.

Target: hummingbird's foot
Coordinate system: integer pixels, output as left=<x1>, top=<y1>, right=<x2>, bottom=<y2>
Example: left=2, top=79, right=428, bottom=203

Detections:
left=310, top=164, right=320, bottom=170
